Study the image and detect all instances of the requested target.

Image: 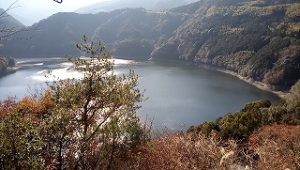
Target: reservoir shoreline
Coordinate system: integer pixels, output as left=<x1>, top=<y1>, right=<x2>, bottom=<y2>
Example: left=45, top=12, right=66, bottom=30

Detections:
left=0, top=58, right=281, bottom=129
left=6, top=57, right=284, bottom=99
left=150, top=58, right=285, bottom=99
left=218, top=69, right=286, bottom=99
left=197, top=64, right=287, bottom=99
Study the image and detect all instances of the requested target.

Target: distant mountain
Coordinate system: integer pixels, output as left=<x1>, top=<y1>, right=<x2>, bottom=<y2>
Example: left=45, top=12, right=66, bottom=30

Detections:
left=0, top=8, right=24, bottom=28
left=75, top=0, right=198, bottom=14
left=0, top=8, right=24, bottom=48
left=1, top=0, right=300, bottom=91
left=0, top=8, right=186, bottom=59
left=0, top=11, right=115, bottom=57
left=7, top=12, right=34, bottom=26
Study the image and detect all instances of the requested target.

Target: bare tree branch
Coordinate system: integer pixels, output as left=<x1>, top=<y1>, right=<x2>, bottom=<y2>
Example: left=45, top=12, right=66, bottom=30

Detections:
left=0, top=1, right=19, bottom=18
left=0, top=1, right=20, bottom=41
left=0, top=0, right=37, bottom=42
left=53, top=0, right=63, bottom=3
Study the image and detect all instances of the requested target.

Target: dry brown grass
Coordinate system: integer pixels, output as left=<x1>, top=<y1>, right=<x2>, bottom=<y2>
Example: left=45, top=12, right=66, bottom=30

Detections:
left=249, top=124, right=300, bottom=170
left=115, top=132, right=255, bottom=170
left=114, top=124, right=300, bottom=170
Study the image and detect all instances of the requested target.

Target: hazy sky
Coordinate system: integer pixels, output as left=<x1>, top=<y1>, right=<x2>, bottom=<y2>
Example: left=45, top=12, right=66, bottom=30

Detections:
left=0, top=0, right=107, bottom=25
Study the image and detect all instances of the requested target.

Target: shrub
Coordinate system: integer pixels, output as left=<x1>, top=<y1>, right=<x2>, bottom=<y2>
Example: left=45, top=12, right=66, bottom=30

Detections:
left=190, top=100, right=272, bottom=140
left=286, top=79, right=300, bottom=111
left=0, top=111, right=43, bottom=169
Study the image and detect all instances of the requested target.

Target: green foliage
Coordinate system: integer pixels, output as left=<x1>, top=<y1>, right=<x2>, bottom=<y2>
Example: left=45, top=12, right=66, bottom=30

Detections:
left=286, top=80, right=300, bottom=111
left=242, top=99, right=272, bottom=112
left=261, top=104, right=287, bottom=124
left=216, top=100, right=271, bottom=139
left=43, top=36, right=149, bottom=169
left=0, top=36, right=149, bottom=169
left=0, top=112, right=43, bottom=170
left=190, top=100, right=272, bottom=140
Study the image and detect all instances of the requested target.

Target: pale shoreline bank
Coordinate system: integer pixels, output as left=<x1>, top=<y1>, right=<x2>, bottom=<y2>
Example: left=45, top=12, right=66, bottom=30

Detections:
left=198, top=64, right=287, bottom=99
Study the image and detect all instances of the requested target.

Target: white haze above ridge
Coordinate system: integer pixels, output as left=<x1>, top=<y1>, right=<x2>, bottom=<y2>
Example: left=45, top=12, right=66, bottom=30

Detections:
left=0, top=0, right=198, bottom=26
left=0, top=0, right=107, bottom=26
left=76, top=0, right=199, bottom=14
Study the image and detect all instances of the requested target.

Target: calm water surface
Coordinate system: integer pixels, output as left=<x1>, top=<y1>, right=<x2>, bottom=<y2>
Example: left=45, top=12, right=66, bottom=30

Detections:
left=0, top=58, right=279, bottom=130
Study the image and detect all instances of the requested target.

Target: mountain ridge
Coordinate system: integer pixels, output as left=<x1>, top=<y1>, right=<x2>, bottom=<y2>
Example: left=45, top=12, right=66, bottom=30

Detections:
left=0, top=8, right=187, bottom=59
left=0, top=0, right=299, bottom=91
left=0, top=8, right=24, bottom=28
left=75, top=0, right=199, bottom=14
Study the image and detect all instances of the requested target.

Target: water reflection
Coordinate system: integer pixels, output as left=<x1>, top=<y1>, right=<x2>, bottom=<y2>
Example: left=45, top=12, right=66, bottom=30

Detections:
left=0, top=58, right=279, bottom=130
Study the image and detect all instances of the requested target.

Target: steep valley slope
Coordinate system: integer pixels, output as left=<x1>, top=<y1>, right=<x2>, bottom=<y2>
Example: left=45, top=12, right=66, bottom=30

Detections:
left=0, top=8, right=186, bottom=60
left=151, top=0, right=300, bottom=91
left=0, top=0, right=299, bottom=91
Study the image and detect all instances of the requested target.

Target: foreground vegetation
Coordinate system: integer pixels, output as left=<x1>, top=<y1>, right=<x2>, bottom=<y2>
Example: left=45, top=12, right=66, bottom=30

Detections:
left=0, top=37, right=149, bottom=169
left=124, top=80, right=300, bottom=170
left=0, top=36, right=300, bottom=169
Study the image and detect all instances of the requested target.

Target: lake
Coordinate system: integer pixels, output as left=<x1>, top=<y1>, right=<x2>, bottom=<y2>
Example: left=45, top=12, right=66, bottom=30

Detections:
left=0, top=58, right=279, bottom=130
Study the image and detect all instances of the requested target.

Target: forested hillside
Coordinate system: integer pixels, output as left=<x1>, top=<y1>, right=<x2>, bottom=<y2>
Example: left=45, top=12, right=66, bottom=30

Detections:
left=0, top=0, right=299, bottom=90
left=151, top=0, right=300, bottom=90
left=0, top=8, right=186, bottom=59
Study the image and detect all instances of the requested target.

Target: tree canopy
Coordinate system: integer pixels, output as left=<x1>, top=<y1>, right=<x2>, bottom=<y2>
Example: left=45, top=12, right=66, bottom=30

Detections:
left=0, top=36, right=149, bottom=169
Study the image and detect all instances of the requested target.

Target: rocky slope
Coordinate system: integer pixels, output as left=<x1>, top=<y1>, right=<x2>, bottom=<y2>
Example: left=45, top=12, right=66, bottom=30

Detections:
left=151, top=0, right=300, bottom=90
